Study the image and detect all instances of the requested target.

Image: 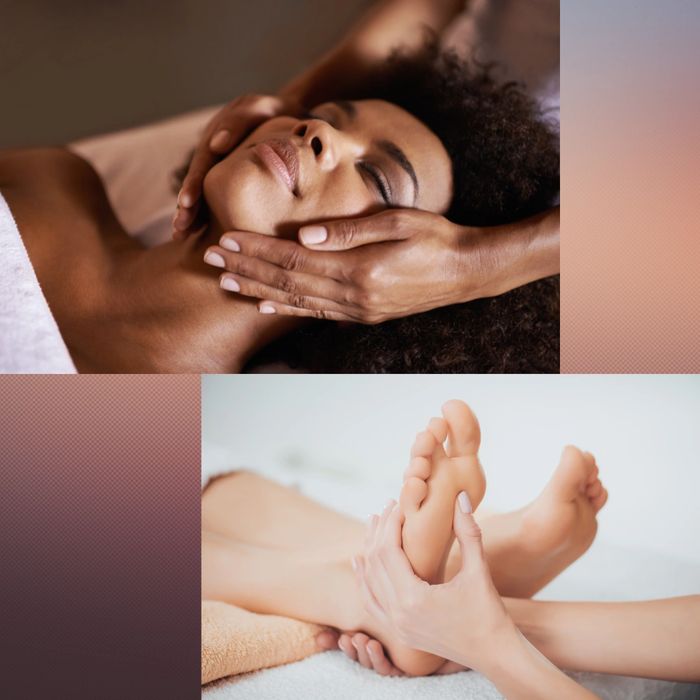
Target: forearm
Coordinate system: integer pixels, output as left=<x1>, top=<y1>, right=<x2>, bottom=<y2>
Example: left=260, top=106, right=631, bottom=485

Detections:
left=507, top=596, right=700, bottom=682
left=474, top=627, right=598, bottom=700
left=280, top=0, right=464, bottom=107
left=465, top=207, right=560, bottom=300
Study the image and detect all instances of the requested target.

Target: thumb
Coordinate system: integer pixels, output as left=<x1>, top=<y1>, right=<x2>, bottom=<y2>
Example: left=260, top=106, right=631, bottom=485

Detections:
left=453, top=492, right=485, bottom=573
left=298, top=210, right=412, bottom=251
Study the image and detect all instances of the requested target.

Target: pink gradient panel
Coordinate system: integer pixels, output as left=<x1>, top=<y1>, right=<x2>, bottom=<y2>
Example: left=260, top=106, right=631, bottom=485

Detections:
left=0, top=375, right=200, bottom=699
left=561, top=2, right=700, bottom=372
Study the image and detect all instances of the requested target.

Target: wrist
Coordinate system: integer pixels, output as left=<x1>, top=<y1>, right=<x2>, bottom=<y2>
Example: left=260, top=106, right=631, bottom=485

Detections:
left=454, top=208, right=560, bottom=302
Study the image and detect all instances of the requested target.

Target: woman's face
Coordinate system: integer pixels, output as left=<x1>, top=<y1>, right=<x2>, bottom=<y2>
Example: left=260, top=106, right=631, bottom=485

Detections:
left=203, top=99, right=453, bottom=237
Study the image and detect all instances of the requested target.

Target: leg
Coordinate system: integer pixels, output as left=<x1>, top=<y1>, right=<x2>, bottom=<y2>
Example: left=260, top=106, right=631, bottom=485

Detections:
left=203, top=471, right=361, bottom=554
left=202, top=527, right=445, bottom=676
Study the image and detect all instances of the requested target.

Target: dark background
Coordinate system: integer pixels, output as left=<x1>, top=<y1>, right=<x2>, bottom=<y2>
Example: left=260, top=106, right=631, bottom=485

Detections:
left=1, top=0, right=372, bottom=148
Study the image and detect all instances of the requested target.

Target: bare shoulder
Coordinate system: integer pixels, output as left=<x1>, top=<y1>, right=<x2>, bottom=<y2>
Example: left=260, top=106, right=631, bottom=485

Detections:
left=0, top=147, right=121, bottom=236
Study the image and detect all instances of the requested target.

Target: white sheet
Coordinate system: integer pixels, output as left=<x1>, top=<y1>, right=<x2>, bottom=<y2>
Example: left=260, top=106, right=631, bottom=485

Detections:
left=201, top=457, right=700, bottom=700
left=0, top=191, right=76, bottom=373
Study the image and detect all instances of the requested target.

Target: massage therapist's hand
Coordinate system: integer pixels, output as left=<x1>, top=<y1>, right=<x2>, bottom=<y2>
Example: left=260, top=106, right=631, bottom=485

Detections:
left=173, top=93, right=301, bottom=237
left=316, top=628, right=465, bottom=677
left=204, top=209, right=475, bottom=324
left=204, top=206, right=559, bottom=324
left=357, top=496, right=599, bottom=698
left=355, top=494, right=517, bottom=672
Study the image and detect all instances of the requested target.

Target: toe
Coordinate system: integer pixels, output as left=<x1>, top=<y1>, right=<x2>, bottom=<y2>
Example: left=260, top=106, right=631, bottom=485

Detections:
left=544, top=445, right=593, bottom=501
left=592, top=487, right=608, bottom=512
left=427, top=418, right=447, bottom=457
left=410, top=430, right=437, bottom=458
left=441, top=400, right=481, bottom=457
left=399, top=476, right=428, bottom=513
left=586, top=479, right=603, bottom=500
left=404, top=456, right=431, bottom=481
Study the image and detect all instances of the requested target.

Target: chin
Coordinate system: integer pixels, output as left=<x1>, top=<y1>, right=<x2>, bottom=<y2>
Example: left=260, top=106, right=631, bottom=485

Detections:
left=203, top=157, right=280, bottom=235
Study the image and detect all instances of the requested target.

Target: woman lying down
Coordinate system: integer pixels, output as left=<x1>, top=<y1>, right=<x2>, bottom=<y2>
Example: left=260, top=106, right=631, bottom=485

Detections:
left=0, top=45, right=558, bottom=373
left=202, top=401, right=700, bottom=695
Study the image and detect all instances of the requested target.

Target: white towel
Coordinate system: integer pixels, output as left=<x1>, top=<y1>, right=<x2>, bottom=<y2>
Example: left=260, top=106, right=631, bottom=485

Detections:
left=0, top=192, right=76, bottom=373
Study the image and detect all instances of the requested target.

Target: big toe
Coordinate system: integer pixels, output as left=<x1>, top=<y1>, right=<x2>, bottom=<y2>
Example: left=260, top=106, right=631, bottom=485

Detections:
left=441, top=400, right=481, bottom=458
left=548, top=445, right=592, bottom=499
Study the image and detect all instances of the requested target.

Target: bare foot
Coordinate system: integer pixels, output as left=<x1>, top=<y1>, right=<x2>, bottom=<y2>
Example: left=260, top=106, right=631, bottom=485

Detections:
left=475, top=445, right=607, bottom=598
left=399, top=400, right=486, bottom=584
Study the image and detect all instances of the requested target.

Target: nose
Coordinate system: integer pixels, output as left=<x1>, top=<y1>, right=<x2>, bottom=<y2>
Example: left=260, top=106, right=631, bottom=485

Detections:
left=293, top=118, right=354, bottom=170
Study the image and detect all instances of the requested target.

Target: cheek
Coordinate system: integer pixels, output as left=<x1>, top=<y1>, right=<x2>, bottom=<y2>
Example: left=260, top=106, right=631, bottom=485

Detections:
left=306, top=169, right=381, bottom=222
left=203, top=156, right=291, bottom=235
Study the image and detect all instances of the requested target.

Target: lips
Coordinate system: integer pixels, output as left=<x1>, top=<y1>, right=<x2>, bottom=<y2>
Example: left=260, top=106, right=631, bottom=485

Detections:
left=253, top=139, right=300, bottom=194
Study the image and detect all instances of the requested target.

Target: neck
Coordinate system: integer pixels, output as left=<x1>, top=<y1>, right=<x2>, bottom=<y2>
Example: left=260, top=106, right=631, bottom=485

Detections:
left=70, top=225, right=301, bottom=373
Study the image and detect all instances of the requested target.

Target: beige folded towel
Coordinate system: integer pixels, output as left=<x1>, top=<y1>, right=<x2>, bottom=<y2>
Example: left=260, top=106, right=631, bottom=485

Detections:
left=201, top=601, right=323, bottom=685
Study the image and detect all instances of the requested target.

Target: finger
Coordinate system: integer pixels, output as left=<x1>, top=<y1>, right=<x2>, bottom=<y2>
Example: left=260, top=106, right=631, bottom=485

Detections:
left=372, top=500, right=396, bottom=553
left=454, top=492, right=485, bottom=574
left=205, top=245, right=353, bottom=307
left=316, top=629, right=339, bottom=651
left=351, top=633, right=373, bottom=670
left=365, top=639, right=403, bottom=676
left=254, top=301, right=359, bottom=323
left=377, top=504, right=414, bottom=579
left=338, top=633, right=358, bottom=662
left=355, top=556, right=390, bottom=626
left=298, top=209, right=419, bottom=251
left=178, top=147, right=218, bottom=211
left=173, top=199, right=202, bottom=236
left=220, top=232, right=346, bottom=279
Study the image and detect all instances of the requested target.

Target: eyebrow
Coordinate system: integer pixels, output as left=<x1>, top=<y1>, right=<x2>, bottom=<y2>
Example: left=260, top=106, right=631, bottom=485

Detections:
left=332, top=100, right=419, bottom=205
left=333, top=100, right=357, bottom=118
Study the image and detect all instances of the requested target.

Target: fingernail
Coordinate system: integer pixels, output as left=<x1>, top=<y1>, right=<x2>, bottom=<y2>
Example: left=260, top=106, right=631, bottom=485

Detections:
left=299, top=225, right=327, bottom=245
left=259, top=303, right=276, bottom=314
left=458, top=491, right=472, bottom=514
left=220, top=237, right=240, bottom=252
left=220, top=276, right=240, bottom=292
left=351, top=556, right=358, bottom=572
left=384, top=499, right=395, bottom=511
left=367, top=646, right=376, bottom=659
left=204, top=251, right=225, bottom=268
left=210, top=129, right=231, bottom=151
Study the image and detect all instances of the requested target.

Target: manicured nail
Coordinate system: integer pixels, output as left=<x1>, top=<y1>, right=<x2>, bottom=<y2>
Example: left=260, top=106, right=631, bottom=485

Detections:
left=384, top=499, right=395, bottom=512
left=458, top=491, right=472, bottom=514
left=351, top=556, right=358, bottom=572
left=367, top=646, right=376, bottom=660
left=209, top=129, right=231, bottom=151
left=259, top=303, right=276, bottom=314
left=220, top=276, right=240, bottom=292
left=299, top=225, right=327, bottom=245
left=180, top=189, right=196, bottom=207
left=204, top=251, right=225, bottom=268
left=220, top=237, right=240, bottom=252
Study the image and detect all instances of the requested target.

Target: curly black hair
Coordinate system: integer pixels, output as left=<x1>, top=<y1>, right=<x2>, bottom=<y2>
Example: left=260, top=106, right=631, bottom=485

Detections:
left=248, top=42, right=560, bottom=373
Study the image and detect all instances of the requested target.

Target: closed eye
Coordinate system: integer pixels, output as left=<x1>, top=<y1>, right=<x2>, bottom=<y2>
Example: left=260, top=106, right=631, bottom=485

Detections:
left=358, top=162, right=392, bottom=205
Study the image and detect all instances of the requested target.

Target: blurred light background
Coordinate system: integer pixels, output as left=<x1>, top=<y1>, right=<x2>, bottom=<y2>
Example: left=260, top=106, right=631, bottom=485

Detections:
left=203, top=374, right=700, bottom=573
left=1, top=0, right=371, bottom=147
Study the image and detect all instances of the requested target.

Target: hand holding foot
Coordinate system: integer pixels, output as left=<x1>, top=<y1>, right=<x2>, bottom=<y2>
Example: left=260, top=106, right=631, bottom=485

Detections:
left=356, top=497, right=599, bottom=698
left=356, top=493, right=514, bottom=670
